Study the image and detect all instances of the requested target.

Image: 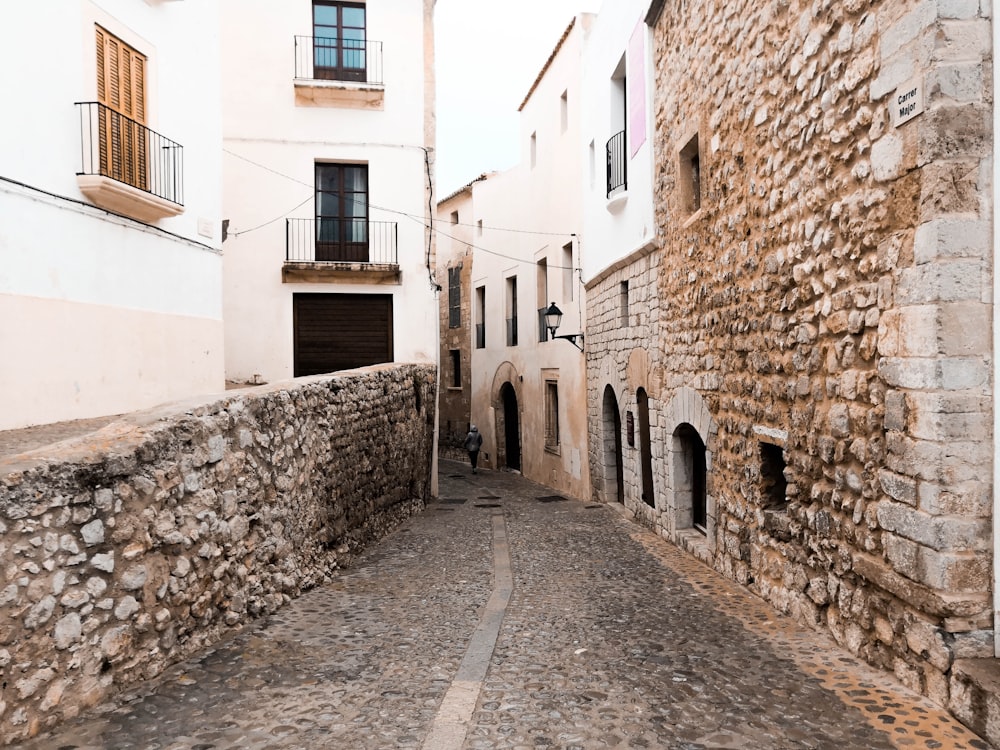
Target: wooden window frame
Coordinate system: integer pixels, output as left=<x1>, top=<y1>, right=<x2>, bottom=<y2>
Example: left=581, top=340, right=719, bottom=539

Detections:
left=313, top=1, right=367, bottom=82
left=96, top=25, right=148, bottom=191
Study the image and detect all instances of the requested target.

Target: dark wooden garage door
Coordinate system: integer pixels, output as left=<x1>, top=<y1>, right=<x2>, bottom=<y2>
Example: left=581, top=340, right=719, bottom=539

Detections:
left=293, top=293, right=393, bottom=376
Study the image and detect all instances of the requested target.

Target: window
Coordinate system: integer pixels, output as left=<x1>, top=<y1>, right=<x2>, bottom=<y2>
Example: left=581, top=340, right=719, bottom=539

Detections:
left=760, top=442, right=787, bottom=510
left=475, top=286, right=486, bottom=349
left=506, top=276, right=518, bottom=347
left=560, top=90, right=568, bottom=133
left=315, top=163, right=368, bottom=261
left=449, top=350, right=462, bottom=388
left=545, top=381, right=560, bottom=450
left=313, top=2, right=366, bottom=82
left=477, top=219, right=483, bottom=236
left=530, top=132, right=537, bottom=168
left=562, top=243, right=574, bottom=303
left=450, top=210, right=459, bottom=225
left=536, top=259, right=549, bottom=342
left=448, top=266, right=461, bottom=328
left=607, top=54, right=627, bottom=196
left=680, top=134, right=701, bottom=214
left=95, top=26, right=148, bottom=191
left=620, top=281, right=630, bottom=326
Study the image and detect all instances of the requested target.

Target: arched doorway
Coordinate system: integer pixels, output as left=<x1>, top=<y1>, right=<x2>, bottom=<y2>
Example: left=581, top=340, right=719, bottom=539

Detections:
left=637, top=388, right=655, bottom=507
left=674, top=423, right=707, bottom=533
left=602, top=385, right=624, bottom=503
left=500, top=382, right=521, bottom=471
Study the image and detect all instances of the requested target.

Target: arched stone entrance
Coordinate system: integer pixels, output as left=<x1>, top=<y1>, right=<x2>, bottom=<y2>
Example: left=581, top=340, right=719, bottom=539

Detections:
left=499, top=382, right=521, bottom=471
left=637, top=387, right=655, bottom=507
left=601, top=385, right=624, bottom=504
left=674, top=423, right=707, bottom=532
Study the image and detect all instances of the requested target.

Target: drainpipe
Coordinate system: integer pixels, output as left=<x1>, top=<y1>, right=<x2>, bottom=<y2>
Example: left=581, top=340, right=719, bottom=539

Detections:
left=992, top=8, right=999, bottom=657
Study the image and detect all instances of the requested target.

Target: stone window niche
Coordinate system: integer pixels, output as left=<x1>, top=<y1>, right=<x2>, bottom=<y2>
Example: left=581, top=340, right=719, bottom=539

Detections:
left=759, top=440, right=787, bottom=510
left=679, top=133, right=701, bottom=216
left=620, top=280, right=630, bottom=326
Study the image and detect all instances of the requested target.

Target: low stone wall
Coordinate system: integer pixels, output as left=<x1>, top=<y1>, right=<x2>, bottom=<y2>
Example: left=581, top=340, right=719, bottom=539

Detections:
left=0, top=364, right=436, bottom=743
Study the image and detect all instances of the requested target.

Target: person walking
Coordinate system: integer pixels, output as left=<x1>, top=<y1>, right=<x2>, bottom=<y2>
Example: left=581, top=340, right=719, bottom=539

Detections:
left=463, top=424, right=483, bottom=473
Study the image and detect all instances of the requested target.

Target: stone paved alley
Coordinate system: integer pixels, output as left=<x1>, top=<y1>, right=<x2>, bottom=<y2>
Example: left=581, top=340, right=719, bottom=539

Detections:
left=10, top=460, right=991, bottom=749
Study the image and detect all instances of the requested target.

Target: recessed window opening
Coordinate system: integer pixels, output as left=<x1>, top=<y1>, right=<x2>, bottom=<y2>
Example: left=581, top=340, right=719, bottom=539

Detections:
left=477, top=219, right=483, bottom=235
left=607, top=54, right=627, bottom=197
left=475, top=286, right=486, bottom=349
left=448, top=266, right=461, bottom=328
left=560, top=90, right=569, bottom=133
left=449, top=350, right=461, bottom=388
left=620, top=281, right=630, bottom=326
left=562, top=243, right=574, bottom=303
left=760, top=441, right=788, bottom=510
left=588, top=140, right=596, bottom=188
left=530, top=132, right=537, bottom=168
left=545, top=380, right=560, bottom=449
left=506, top=276, right=518, bottom=347
left=536, top=258, right=549, bottom=342
left=680, top=134, right=701, bottom=214
left=450, top=210, right=459, bottom=224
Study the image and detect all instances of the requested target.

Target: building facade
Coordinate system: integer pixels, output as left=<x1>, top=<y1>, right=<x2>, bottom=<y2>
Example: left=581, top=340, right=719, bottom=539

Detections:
left=220, top=0, right=438, bottom=386
left=580, top=0, right=661, bottom=526
left=606, top=0, right=997, bottom=715
left=439, top=18, right=592, bottom=499
left=0, top=1, right=225, bottom=430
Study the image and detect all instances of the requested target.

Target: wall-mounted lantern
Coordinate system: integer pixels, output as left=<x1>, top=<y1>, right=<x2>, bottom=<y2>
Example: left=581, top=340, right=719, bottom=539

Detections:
left=543, top=302, right=584, bottom=352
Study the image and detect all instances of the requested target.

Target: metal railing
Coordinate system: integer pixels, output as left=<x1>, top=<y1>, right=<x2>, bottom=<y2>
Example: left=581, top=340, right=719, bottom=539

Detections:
left=606, top=129, right=627, bottom=198
left=76, top=102, right=183, bottom=206
left=475, top=323, right=486, bottom=349
left=506, top=317, right=518, bottom=347
left=294, top=36, right=383, bottom=85
left=286, top=218, right=397, bottom=264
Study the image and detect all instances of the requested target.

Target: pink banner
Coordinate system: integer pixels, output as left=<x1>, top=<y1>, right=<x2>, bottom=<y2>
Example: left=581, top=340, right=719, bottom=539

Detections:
left=628, top=21, right=646, bottom=158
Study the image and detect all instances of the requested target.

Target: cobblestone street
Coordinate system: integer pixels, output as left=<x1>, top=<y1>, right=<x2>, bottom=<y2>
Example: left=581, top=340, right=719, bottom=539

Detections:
left=12, top=459, right=991, bottom=750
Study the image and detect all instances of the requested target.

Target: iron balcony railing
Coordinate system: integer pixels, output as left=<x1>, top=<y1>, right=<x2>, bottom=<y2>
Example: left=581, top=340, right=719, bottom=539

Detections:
left=294, top=36, right=384, bottom=85
left=475, top=323, right=486, bottom=349
left=606, top=129, right=627, bottom=198
left=76, top=101, right=184, bottom=206
left=286, top=218, right=397, bottom=264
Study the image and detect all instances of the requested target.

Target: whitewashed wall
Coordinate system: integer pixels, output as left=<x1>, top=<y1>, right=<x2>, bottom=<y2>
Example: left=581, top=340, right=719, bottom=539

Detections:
left=220, top=0, right=437, bottom=384
left=0, top=1, right=225, bottom=430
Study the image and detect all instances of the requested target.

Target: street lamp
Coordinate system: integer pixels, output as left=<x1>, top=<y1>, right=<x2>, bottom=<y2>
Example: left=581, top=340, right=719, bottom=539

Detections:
left=543, top=302, right=584, bottom=352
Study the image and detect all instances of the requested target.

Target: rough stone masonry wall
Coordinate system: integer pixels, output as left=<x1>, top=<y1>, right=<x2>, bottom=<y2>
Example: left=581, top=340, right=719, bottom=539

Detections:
left=0, top=364, right=436, bottom=744
left=649, top=0, right=992, bottom=712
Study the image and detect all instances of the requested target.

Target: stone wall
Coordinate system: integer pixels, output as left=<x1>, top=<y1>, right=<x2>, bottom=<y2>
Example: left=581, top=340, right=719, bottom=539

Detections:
left=0, top=364, right=436, bottom=743
left=639, top=0, right=992, bottom=713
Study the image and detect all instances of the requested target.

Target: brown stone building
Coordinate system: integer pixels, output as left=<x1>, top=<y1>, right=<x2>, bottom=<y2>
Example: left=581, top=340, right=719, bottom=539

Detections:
left=587, top=0, right=995, bottom=728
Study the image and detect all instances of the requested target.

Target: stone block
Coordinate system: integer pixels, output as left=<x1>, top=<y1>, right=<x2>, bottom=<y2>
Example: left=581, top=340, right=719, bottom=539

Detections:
left=880, top=0, right=937, bottom=62
left=878, top=468, right=917, bottom=505
left=884, top=533, right=991, bottom=591
left=878, top=356, right=989, bottom=390
left=877, top=501, right=990, bottom=550
left=895, top=259, right=987, bottom=305
left=918, top=480, right=991, bottom=517
left=914, top=218, right=991, bottom=264
left=937, top=0, right=982, bottom=17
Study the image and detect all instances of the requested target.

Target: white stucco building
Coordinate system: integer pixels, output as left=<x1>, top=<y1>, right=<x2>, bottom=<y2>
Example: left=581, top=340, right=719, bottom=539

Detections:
left=447, top=17, right=592, bottom=500
left=579, top=0, right=662, bottom=520
left=0, top=1, right=225, bottom=431
left=220, top=0, right=438, bottom=385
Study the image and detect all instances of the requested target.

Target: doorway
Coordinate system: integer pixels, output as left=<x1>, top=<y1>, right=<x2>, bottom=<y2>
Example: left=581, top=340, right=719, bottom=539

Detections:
left=500, top=382, right=521, bottom=471
left=602, top=385, right=624, bottom=503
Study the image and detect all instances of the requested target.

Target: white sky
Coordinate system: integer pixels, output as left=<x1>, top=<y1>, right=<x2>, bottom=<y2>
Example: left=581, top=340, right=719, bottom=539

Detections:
left=434, top=0, right=602, bottom=198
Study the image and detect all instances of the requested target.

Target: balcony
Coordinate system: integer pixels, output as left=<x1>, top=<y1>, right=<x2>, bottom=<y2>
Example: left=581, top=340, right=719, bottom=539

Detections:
left=606, top=129, right=627, bottom=198
left=293, top=36, right=384, bottom=109
left=283, top=218, right=400, bottom=285
left=75, top=102, right=184, bottom=223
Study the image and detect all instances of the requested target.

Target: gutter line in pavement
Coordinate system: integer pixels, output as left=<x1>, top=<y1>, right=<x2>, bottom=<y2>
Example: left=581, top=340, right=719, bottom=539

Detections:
left=422, top=511, right=512, bottom=750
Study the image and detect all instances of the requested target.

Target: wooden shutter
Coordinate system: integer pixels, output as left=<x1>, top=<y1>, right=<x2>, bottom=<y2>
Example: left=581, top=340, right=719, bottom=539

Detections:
left=96, top=26, right=147, bottom=189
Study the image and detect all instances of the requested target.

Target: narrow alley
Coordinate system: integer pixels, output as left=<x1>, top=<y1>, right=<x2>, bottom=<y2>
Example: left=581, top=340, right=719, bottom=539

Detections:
left=11, top=460, right=989, bottom=750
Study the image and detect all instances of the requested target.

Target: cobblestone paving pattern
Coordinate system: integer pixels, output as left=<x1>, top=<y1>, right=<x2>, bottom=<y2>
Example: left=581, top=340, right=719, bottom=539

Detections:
left=12, top=460, right=991, bottom=749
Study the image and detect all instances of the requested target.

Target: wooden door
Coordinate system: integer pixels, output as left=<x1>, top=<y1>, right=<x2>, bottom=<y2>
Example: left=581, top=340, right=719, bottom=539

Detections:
left=96, top=26, right=147, bottom=190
